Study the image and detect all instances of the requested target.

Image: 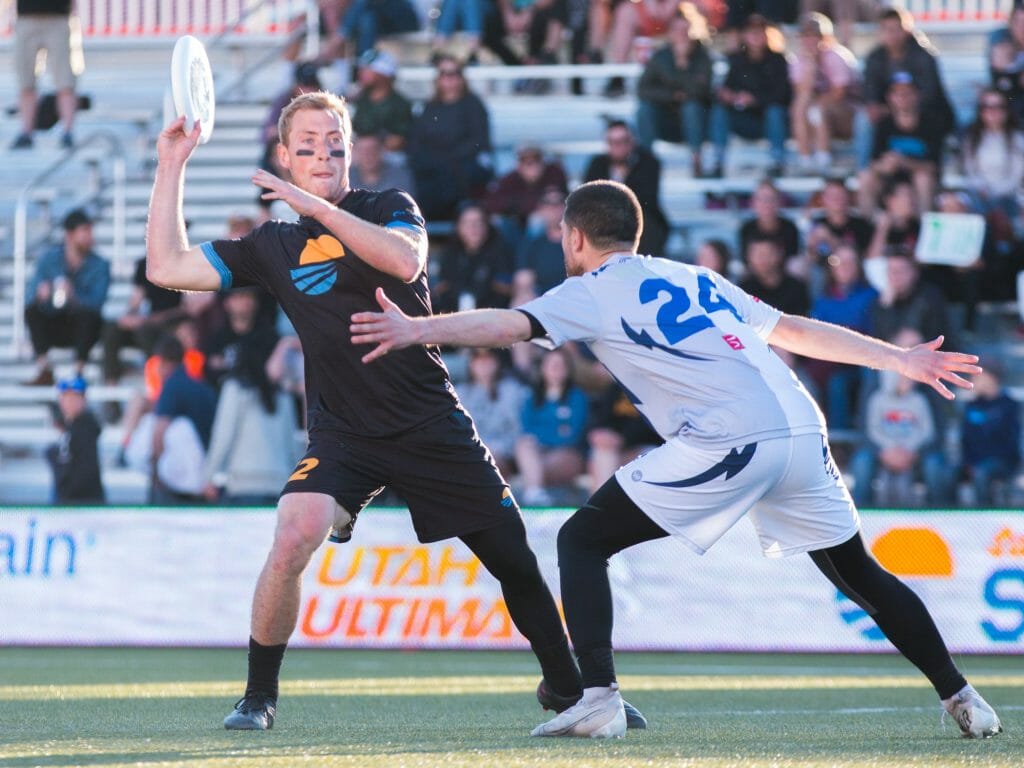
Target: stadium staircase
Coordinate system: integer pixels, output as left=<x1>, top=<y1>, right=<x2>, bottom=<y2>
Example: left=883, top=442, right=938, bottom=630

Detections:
left=1, top=22, right=1023, bottom=504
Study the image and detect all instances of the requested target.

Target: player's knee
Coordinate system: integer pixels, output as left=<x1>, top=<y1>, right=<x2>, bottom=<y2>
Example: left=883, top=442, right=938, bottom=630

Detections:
left=269, top=517, right=326, bottom=570
left=557, top=512, right=606, bottom=565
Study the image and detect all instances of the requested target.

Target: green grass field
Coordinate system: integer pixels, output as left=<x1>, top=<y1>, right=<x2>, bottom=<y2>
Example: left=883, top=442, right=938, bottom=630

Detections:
left=0, top=648, right=1019, bottom=767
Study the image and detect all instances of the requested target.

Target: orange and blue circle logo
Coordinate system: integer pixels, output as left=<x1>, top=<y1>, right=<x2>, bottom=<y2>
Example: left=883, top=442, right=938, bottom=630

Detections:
left=290, top=235, right=344, bottom=295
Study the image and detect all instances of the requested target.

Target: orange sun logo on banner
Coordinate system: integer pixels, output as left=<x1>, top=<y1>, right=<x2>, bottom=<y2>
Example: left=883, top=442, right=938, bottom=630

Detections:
left=871, top=528, right=954, bottom=577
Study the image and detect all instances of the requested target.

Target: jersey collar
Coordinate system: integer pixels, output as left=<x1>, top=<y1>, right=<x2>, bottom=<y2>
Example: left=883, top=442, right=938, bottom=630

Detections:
left=591, top=251, right=641, bottom=275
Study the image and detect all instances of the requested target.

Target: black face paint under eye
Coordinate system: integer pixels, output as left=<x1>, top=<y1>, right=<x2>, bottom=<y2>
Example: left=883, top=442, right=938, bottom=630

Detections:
left=296, top=149, right=314, bottom=156
left=329, top=149, right=346, bottom=158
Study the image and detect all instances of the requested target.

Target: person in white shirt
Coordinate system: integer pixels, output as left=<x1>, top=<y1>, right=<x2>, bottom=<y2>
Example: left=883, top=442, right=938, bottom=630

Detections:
left=349, top=180, right=1002, bottom=741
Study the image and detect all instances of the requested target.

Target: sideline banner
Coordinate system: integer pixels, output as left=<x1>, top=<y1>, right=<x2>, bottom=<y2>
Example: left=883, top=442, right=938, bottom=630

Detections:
left=1, top=508, right=1022, bottom=652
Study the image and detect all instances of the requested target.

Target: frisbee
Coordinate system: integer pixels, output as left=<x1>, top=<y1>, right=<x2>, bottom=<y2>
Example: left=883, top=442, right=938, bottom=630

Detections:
left=170, top=35, right=215, bottom=144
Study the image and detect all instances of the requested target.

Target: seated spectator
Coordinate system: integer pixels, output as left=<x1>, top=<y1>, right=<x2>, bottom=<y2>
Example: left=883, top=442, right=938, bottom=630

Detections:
left=709, top=14, right=791, bottom=178
left=434, top=201, right=515, bottom=314
left=694, top=238, right=733, bottom=277
left=203, top=288, right=279, bottom=395
left=484, top=143, right=568, bottom=250
left=349, top=132, right=415, bottom=193
left=800, top=1, right=881, bottom=47
left=260, top=60, right=323, bottom=176
left=854, top=7, right=954, bottom=171
left=870, top=248, right=953, bottom=352
left=433, top=0, right=484, bottom=63
left=857, top=73, right=942, bottom=216
left=456, top=348, right=526, bottom=477
left=350, top=49, right=413, bottom=152
left=989, top=6, right=1024, bottom=122
left=738, top=232, right=811, bottom=317
left=485, top=0, right=566, bottom=93
left=101, top=255, right=185, bottom=388
left=865, top=176, right=920, bottom=261
left=587, top=377, right=661, bottom=493
left=340, top=0, right=420, bottom=58
left=512, top=187, right=568, bottom=305
left=635, top=4, right=713, bottom=177
left=584, top=119, right=669, bottom=256
left=738, top=179, right=801, bottom=265
left=408, top=54, right=493, bottom=221
left=515, top=348, right=589, bottom=506
left=604, top=0, right=680, bottom=96
left=851, top=329, right=945, bottom=507
left=960, top=89, right=1024, bottom=226
left=806, top=243, right=877, bottom=430
left=45, top=375, right=104, bottom=504
left=23, top=209, right=110, bottom=386
left=959, top=366, right=1021, bottom=507
left=480, top=0, right=526, bottom=66
left=788, top=12, right=860, bottom=173
left=805, top=177, right=875, bottom=266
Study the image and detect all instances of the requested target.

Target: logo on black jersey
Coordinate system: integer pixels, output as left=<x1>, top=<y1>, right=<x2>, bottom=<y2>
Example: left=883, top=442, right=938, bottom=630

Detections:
left=290, top=235, right=345, bottom=295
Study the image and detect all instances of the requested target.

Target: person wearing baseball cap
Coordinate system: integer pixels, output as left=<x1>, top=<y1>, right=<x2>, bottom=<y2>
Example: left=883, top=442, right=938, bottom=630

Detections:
left=46, top=373, right=105, bottom=503
left=351, top=48, right=413, bottom=152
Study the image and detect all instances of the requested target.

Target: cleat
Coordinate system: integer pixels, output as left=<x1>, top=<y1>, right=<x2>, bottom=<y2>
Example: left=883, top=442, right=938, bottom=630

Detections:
left=223, top=692, right=276, bottom=730
left=531, top=683, right=626, bottom=738
left=537, top=679, right=646, bottom=730
left=943, top=685, right=1002, bottom=739
left=327, top=510, right=356, bottom=544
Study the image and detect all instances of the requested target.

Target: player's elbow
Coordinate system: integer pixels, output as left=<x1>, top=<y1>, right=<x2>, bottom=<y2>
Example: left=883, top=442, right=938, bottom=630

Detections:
left=397, top=254, right=427, bottom=283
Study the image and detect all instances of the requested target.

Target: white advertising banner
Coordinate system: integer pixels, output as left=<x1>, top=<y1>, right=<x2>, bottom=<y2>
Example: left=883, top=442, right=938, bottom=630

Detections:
left=1, top=508, right=1022, bottom=652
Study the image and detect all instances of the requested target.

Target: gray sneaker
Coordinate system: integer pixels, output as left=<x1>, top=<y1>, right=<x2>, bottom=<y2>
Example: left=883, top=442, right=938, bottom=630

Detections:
left=223, top=693, right=276, bottom=730
left=531, top=683, right=626, bottom=738
left=943, top=685, right=1002, bottom=738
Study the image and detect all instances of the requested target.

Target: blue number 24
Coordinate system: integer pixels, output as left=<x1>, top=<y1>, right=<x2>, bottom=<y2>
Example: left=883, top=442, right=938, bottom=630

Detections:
left=639, top=274, right=742, bottom=345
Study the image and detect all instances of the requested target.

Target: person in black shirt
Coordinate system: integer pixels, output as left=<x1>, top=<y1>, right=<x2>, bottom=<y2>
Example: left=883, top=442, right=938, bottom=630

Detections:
left=145, top=91, right=645, bottom=733
left=46, top=375, right=104, bottom=504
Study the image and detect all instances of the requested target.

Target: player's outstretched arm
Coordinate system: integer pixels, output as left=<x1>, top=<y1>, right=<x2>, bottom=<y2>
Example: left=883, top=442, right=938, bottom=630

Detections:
left=146, top=117, right=222, bottom=292
left=351, top=288, right=532, bottom=363
left=768, top=314, right=981, bottom=400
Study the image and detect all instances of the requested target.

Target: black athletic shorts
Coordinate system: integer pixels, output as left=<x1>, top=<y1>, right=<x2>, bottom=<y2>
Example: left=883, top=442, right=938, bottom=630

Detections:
left=281, top=406, right=521, bottom=543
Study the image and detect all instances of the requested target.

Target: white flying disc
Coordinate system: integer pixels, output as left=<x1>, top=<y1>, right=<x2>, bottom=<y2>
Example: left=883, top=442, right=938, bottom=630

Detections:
left=170, top=35, right=215, bottom=144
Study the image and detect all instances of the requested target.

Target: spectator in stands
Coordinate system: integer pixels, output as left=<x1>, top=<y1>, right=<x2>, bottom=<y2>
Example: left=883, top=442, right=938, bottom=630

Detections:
left=807, top=243, right=877, bottom=430
left=480, top=0, right=527, bottom=66
left=960, top=89, right=1024, bottom=225
left=851, top=328, right=944, bottom=508
left=603, top=0, right=681, bottom=97
left=855, top=7, right=954, bottom=171
left=865, top=176, right=921, bottom=262
left=349, top=132, right=415, bottom=192
left=788, top=12, right=860, bottom=174
left=515, top=348, right=589, bottom=506
left=870, top=248, right=953, bottom=351
left=584, top=119, right=669, bottom=256
left=340, top=0, right=420, bottom=58
left=806, top=177, right=875, bottom=263
left=456, top=348, right=526, bottom=477
left=959, top=367, right=1021, bottom=507
left=634, top=4, right=713, bottom=177
left=350, top=49, right=413, bottom=152
left=260, top=60, right=323, bottom=177
left=512, top=187, right=569, bottom=305
left=739, top=232, right=810, bottom=317
left=694, top=238, right=733, bottom=277
left=857, top=73, right=942, bottom=217
left=800, top=0, right=881, bottom=47
left=11, top=0, right=84, bottom=149
left=408, top=54, right=493, bottom=221
left=101, top=255, right=185, bottom=390
left=433, top=0, right=484, bottom=63
left=433, top=200, right=515, bottom=314
left=484, top=143, right=568, bottom=250
left=130, top=335, right=217, bottom=505
left=988, top=6, right=1024, bottom=122
left=739, top=179, right=801, bottom=265
left=23, top=209, right=110, bottom=386
left=586, top=377, right=662, bottom=493
left=45, top=375, right=104, bottom=504
left=708, top=14, right=791, bottom=178
left=203, top=288, right=279, bottom=396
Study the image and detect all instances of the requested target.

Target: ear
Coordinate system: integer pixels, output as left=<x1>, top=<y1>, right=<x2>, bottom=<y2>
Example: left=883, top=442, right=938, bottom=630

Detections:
left=570, top=226, right=586, bottom=254
left=276, top=141, right=291, bottom=171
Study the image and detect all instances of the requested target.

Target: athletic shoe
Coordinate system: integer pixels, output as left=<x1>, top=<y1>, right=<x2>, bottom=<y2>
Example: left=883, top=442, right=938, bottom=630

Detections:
left=328, top=514, right=355, bottom=544
left=223, top=692, right=276, bottom=730
left=536, top=679, right=647, bottom=729
left=531, top=683, right=626, bottom=738
left=10, top=133, right=33, bottom=150
left=943, top=685, right=1002, bottom=738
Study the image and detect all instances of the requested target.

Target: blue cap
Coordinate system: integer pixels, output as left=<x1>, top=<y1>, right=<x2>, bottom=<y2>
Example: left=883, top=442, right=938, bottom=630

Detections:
left=56, top=375, right=88, bottom=394
left=890, top=71, right=915, bottom=87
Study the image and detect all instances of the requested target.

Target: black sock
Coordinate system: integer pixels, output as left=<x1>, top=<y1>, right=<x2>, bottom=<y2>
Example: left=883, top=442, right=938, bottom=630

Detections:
left=245, top=636, right=287, bottom=700
left=928, top=662, right=968, bottom=701
left=577, top=647, right=616, bottom=688
left=532, top=636, right=582, bottom=697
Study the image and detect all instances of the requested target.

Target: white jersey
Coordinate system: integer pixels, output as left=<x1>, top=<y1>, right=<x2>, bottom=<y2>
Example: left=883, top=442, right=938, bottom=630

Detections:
left=519, top=253, right=826, bottom=448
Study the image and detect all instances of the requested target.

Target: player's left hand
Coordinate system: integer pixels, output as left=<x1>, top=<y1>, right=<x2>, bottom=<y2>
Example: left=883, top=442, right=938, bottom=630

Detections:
left=252, top=169, right=330, bottom=218
left=899, top=335, right=982, bottom=400
left=350, top=287, right=422, bottom=363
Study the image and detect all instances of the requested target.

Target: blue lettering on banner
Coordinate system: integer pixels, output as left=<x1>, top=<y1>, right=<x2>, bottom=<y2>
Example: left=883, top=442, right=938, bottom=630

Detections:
left=0, top=517, right=89, bottom=578
left=981, top=568, right=1024, bottom=642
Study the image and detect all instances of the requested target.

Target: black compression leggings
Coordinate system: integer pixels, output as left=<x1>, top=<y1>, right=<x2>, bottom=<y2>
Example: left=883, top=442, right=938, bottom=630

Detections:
left=557, top=477, right=966, bottom=698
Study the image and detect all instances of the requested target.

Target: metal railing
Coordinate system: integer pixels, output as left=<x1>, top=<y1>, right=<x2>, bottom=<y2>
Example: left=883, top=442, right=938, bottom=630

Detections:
left=11, top=133, right=127, bottom=356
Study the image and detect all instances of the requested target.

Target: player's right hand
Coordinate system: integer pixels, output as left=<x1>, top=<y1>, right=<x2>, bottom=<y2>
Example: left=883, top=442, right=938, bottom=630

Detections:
left=156, top=116, right=201, bottom=167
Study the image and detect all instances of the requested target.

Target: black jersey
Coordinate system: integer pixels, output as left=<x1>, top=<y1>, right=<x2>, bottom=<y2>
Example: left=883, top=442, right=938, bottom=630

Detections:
left=201, top=188, right=458, bottom=437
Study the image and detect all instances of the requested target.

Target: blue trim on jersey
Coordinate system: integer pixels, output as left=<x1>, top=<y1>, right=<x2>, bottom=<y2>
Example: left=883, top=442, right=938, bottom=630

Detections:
left=200, top=241, right=233, bottom=291
left=621, top=318, right=710, bottom=361
left=385, top=220, right=424, bottom=233
left=645, top=442, right=757, bottom=487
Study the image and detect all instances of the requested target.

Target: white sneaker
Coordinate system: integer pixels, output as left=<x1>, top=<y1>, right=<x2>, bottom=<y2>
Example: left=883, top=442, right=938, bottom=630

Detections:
left=530, top=683, right=627, bottom=738
left=943, top=685, right=1002, bottom=738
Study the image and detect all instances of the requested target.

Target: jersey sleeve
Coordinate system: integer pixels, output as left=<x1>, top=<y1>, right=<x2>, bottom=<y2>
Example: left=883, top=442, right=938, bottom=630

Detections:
left=517, top=277, right=603, bottom=347
left=707, top=270, right=783, bottom=339
left=374, top=188, right=427, bottom=237
left=199, top=224, right=271, bottom=291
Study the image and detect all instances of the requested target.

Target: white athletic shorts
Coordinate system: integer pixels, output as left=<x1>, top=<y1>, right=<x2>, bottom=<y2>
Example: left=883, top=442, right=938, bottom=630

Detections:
left=616, top=432, right=859, bottom=558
